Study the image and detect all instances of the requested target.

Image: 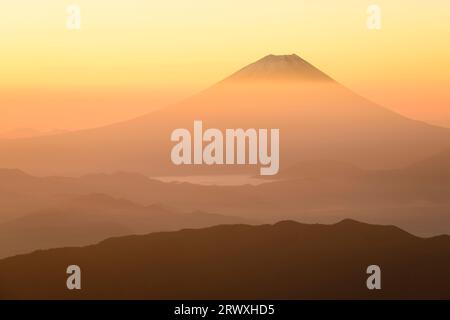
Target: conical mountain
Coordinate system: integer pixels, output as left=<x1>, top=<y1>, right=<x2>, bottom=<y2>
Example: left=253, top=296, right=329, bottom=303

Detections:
left=0, top=54, right=449, bottom=176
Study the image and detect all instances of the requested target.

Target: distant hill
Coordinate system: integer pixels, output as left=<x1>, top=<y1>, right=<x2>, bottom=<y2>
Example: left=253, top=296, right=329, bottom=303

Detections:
left=2, top=160, right=450, bottom=238
left=0, top=128, right=70, bottom=140
left=261, top=160, right=367, bottom=180
left=0, top=193, right=252, bottom=259
left=404, top=146, right=450, bottom=178
left=0, top=168, right=253, bottom=223
left=1, top=220, right=449, bottom=299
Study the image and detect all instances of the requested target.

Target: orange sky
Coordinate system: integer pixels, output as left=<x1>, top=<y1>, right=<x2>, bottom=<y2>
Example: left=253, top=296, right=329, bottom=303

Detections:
left=1, top=0, right=450, bottom=134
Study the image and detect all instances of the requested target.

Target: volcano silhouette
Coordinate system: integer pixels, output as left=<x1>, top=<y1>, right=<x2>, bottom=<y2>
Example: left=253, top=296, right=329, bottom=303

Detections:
left=1, top=54, right=449, bottom=176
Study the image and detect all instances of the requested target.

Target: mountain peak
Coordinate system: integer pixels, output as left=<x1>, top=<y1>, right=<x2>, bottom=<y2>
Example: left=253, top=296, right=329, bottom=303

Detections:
left=260, top=53, right=303, bottom=62
left=225, top=54, right=334, bottom=82
left=0, top=168, right=33, bottom=180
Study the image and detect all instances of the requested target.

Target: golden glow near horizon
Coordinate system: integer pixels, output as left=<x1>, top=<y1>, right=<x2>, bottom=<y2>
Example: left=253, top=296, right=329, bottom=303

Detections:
left=1, top=0, right=450, bottom=131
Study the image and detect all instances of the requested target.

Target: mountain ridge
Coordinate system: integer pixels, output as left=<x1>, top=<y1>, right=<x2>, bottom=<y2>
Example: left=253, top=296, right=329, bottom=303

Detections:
left=0, top=191, right=254, bottom=259
left=1, top=219, right=449, bottom=299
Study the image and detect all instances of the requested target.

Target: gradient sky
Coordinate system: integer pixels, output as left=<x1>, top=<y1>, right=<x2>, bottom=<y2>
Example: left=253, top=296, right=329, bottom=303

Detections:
left=1, top=0, right=450, bottom=132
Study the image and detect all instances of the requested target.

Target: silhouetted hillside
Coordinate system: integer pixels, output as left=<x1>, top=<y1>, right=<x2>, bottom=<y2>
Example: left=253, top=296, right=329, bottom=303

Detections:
left=1, top=220, right=449, bottom=299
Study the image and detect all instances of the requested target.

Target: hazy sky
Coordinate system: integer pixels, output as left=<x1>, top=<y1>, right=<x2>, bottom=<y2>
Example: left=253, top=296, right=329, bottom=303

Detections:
left=1, top=0, right=450, bottom=132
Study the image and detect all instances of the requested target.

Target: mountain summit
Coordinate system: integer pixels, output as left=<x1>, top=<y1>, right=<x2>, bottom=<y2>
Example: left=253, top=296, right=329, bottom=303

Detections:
left=225, top=54, right=334, bottom=82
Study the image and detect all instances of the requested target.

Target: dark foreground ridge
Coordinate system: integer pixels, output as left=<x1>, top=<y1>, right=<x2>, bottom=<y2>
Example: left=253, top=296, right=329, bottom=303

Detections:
left=0, top=219, right=449, bottom=299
